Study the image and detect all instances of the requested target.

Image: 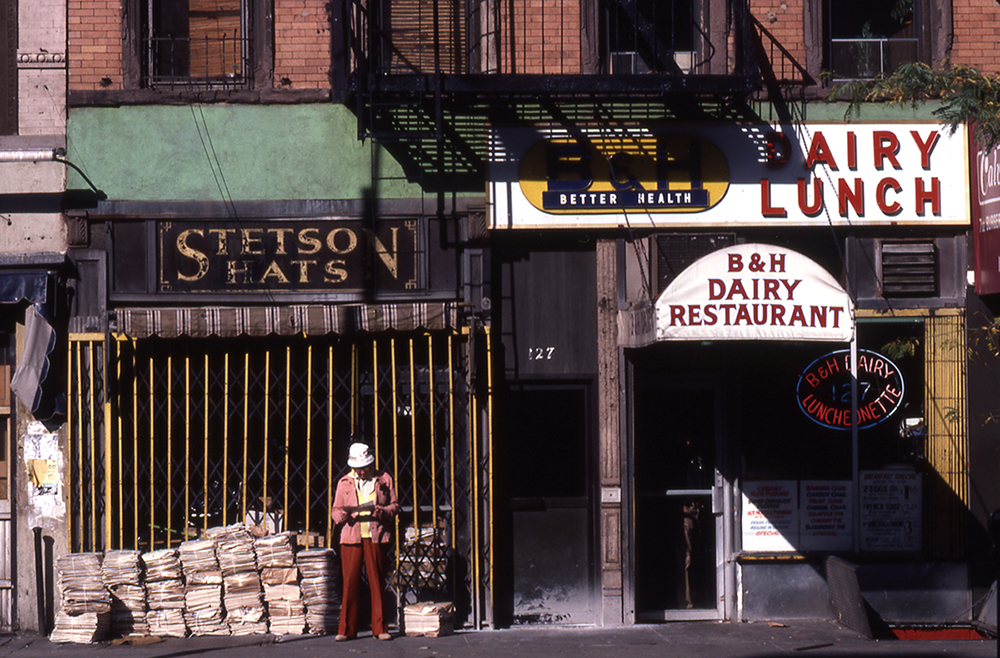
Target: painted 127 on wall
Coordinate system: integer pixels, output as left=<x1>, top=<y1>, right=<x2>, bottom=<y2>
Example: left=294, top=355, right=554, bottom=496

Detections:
left=528, top=347, right=556, bottom=360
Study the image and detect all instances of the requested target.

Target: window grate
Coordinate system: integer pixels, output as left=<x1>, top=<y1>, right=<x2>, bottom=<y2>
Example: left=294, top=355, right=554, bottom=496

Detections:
left=67, top=330, right=494, bottom=627
left=655, top=234, right=735, bottom=294
left=142, top=0, right=251, bottom=90
left=880, top=241, right=937, bottom=297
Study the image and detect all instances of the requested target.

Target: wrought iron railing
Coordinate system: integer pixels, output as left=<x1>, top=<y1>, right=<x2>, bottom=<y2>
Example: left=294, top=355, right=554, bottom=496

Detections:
left=345, top=0, right=759, bottom=81
left=829, top=37, right=918, bottom=82
left=143, top=32, right=251, bottom=90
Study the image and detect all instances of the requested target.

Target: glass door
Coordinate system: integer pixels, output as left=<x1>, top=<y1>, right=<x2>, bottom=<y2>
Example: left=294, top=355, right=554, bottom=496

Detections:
left=633, top=377, right=724, bottom=620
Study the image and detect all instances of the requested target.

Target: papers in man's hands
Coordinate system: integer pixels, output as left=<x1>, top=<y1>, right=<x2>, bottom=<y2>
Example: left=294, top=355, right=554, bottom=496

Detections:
left=343, top=501, right=375, bottom=514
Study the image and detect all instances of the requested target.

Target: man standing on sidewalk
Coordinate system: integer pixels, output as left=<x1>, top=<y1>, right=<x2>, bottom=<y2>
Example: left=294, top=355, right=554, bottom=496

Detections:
left=331, top=442, right=400, bottom=641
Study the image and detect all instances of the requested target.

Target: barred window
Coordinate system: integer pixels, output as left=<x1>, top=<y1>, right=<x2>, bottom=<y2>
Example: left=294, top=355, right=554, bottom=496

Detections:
left=142, top=0, right=252, bottom=90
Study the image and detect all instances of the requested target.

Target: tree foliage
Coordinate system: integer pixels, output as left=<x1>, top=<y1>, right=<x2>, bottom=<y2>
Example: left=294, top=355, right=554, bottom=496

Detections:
left=833, top=62, right=1000, bottom=150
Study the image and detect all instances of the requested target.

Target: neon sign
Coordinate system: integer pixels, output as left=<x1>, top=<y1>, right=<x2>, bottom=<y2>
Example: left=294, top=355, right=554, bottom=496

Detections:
left=796, top=349, right=905, bottom=430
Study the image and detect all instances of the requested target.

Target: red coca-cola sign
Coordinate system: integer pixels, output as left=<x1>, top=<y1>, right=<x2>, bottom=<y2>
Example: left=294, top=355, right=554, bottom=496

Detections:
left=796, top=349, right=905, bottom=430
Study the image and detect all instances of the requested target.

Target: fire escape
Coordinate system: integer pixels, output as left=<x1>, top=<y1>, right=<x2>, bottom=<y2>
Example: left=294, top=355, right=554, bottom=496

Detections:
left=330, top=0, right=814, bottom=190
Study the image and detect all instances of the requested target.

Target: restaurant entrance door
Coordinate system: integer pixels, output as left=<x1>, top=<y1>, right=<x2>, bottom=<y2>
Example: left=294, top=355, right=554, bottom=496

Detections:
left=632, top=375, right=727, bottom=620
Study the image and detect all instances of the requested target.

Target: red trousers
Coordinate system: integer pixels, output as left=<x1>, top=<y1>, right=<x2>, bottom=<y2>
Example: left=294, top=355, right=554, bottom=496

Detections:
left=338, top=540, right=390, bottom=637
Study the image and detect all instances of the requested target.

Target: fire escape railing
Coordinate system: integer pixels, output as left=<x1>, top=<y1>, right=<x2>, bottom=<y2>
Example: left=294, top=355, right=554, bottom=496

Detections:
left=342, top=0, right=763, bottom=91
left=335, top=0, right=821, bottom=156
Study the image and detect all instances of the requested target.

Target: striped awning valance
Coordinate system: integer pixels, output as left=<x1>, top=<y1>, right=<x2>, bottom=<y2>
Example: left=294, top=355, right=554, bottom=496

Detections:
left=116, top=303, right=459, bottom=339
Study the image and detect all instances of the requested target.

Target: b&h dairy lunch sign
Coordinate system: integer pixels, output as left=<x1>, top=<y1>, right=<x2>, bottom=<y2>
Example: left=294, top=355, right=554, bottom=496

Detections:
left=488, top=123, right=969, bottom=229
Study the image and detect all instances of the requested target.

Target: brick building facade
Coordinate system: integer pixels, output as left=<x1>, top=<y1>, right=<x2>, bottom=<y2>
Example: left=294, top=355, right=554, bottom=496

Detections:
left=1, top=0, right=999, bottom=637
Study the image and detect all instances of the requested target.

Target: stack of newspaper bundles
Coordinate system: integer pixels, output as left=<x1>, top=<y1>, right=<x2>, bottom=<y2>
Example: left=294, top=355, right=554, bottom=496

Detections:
left=101, top=550, right=147, bottom=637
left=178, top=538, right=228, bottom=635
left=207, top=525, right=266, bottom=635
left=50, top=552, right=111, bottom=643
left=403, top=601, right=454, bottom=637
left=296, top=548, right=339, bottom=634
left=256, top=531, right=305, bottom=635
left=143, top=548, right=186, bottom=637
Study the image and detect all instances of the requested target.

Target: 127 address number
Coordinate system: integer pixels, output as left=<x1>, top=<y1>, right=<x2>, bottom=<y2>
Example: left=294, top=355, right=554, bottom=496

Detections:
left=528, top=347, right=555, bottom=360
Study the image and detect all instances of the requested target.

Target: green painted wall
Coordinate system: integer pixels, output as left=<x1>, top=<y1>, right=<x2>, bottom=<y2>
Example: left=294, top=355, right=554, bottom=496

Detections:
left=67, top=104, right=421, bottom=202
left=66, top=101, right=948, bottom=203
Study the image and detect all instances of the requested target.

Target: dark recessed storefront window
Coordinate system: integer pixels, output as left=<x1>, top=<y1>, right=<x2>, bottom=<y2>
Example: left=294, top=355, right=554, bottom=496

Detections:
left=739, top=319, right=924, bottom=483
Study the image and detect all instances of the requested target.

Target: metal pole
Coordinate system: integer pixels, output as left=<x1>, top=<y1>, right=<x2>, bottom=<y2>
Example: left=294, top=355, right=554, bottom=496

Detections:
left=851, top=323, right=859, bottom=554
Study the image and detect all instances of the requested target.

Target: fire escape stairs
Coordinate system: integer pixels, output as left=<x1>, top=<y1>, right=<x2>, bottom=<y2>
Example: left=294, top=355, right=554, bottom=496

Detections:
left=352, top=4, right=816, bottom=165
left=748, top=14, right=816, bottom=125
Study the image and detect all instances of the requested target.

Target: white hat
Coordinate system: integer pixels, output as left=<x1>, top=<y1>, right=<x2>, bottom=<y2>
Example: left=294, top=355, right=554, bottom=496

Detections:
left=348, top=442, right=375, bottom=469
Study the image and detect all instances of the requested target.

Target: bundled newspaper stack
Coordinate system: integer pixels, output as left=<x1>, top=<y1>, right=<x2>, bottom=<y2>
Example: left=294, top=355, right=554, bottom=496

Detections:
left=403, top=601, right=454, bottom=637
left=296, top=548, right=339, bottom=634
left=101, top=550, right=148, bottom=637
left=142, top=548, right=186, bottom=637
left=256, top=532, right=305, bottom=635
left=178, top=538, right=227, bottom=635
left=50, top=552, right=111, bottom=643
left=207, top=524, right=266, bottom=635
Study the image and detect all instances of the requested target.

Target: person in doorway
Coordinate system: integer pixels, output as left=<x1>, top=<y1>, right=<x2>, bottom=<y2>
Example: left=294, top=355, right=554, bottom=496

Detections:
left=332, top=442, right=400, bottom=641
left=680, top=499, right=703, bottom=609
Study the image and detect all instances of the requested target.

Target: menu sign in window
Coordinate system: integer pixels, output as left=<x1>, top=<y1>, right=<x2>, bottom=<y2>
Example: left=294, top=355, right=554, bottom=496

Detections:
left=741, top=481, right=798, bottom=552
left=799, top=481, right=852, bottom=551
left=860, top=470, right=922, bottom=551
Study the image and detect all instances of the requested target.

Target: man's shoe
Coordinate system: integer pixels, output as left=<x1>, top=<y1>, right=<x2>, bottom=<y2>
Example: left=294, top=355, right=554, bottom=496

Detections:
left=335, top=634, right=349, bottom=642
left=376, top=633, right=392, bottom=641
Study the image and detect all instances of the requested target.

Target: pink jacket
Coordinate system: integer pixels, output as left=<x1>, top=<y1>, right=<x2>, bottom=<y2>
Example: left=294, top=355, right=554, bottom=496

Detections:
left=331, top=470, right=400, bottom=544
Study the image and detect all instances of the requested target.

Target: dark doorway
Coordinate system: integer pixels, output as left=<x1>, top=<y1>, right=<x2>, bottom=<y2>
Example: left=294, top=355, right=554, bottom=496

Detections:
left=633, top=376, right=722, bottom=619
left=508, top=383, right=595, bottom=624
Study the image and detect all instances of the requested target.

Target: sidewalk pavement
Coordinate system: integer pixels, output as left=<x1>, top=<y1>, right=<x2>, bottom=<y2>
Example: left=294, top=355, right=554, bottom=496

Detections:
left=0, top=621, right=994, bottom=658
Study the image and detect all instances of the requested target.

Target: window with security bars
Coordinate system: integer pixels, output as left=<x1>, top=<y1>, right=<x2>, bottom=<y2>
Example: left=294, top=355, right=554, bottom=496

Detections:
left=142, top=0, right=252, bottom=89
left=67, top=331, right=492, bottom=625
left=879, top=241, right=937, bottom=297
left=655, top=233, right=735, bottom=294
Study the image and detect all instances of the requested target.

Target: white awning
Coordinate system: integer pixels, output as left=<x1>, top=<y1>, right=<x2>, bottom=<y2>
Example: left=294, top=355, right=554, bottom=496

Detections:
left=115, top=303, right=460, bottom=339
left=654, top=243, right=855, bottom=342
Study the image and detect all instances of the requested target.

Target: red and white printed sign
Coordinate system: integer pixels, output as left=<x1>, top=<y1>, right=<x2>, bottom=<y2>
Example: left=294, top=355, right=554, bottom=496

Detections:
left=655, top=244, right=854, bottom=342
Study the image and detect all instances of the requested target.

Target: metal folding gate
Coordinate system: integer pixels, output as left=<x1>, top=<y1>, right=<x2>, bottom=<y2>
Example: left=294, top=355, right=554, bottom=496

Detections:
left=66, top=327, right=494, bottom=627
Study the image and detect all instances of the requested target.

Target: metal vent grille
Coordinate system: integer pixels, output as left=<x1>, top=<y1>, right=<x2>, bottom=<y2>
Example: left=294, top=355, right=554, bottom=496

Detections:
left=880, top=241, right=937, bottom=297
left=655, top=234, right=735, bottom=293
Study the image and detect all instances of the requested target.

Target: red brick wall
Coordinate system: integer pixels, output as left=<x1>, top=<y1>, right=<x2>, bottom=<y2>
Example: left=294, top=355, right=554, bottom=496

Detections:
left=751, top=0, right=807, bottom=80
left=68, top=0, right=123, bottom=91
left=952, top=0, right=1000, bottom=74
left=499, top=0, right=582, bottom=74
left=274, top=0, right=331, bottom=88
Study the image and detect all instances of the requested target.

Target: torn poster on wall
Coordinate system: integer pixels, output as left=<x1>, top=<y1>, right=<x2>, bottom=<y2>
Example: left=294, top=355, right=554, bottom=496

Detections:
left=23, top=421, right=64, bottom=529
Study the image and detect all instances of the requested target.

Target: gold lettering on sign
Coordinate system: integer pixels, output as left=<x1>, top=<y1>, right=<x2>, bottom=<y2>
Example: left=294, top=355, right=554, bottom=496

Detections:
left=325, top=260, right=348, bottom=283
left=162, top=220, right=421, bottom=292
left=272, top=228, right=295, bottom=255
left=177, top=229, right=210, bottom=281
left=209, top=228, right=237, bottom=254
left=242, top=228, right=264, bottom=255
left=327, top=228, right=358, bottom=255
left=369, top=227, right=399, bottom=279
left=260, top=261, right=290, bottom=284
left=291, top=260, right=316, bottom=283
left=228, top=260, right=250, bottom=284
left=298, top=228, right=322, bottom=255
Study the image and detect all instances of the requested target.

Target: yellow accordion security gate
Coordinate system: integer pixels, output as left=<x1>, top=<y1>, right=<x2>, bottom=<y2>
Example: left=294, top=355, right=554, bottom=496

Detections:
left=66, top=314, right=494, bottom=628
